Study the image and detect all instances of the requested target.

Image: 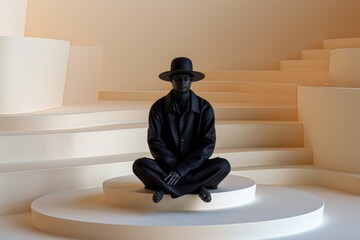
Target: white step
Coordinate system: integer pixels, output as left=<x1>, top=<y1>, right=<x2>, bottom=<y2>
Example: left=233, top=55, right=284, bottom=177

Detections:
left=103, top=175, right=256, bottom=211
left=0, top=101, right=298, bottom=131
left=0, top=101, right=151, bottom=131
left=216, top=121, right=303, bottom=148
left=192, top=80, right=300, bottom=94
left=0, top=121, right=303, bottom=162
left=99, top=91, right=298, bottom=104
left=280, top=60, right=329, bottom=71
left=323, top=38, right=360, bottom=49
left=31, top=181, right=324, bottom=240
left=232, top=165, right=360, bottom=195
left=204, top=70, right=329, bottom=83
left=0, top=148, right=311, bottom=214
left=301, top=49, right=330, bottom=60
left=213, top=104, right=298, bottom=121
left=216, top=147, right=312, bottom=168
left=0, top=148, right=311, bottom=173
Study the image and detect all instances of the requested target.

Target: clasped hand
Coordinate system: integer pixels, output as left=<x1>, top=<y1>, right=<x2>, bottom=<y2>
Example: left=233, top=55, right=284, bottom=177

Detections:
left=164, top=171, right=181, bottom=185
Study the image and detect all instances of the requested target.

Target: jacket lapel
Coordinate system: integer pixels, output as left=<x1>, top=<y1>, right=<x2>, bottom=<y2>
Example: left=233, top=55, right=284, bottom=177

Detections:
left=164, top=90, right=180, bottom=148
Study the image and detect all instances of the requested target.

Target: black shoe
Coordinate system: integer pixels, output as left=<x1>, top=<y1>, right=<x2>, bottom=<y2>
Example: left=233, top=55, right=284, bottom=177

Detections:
left=198, top=187, right=211, bottom=203
left=152, top=190, right=164, bottom=203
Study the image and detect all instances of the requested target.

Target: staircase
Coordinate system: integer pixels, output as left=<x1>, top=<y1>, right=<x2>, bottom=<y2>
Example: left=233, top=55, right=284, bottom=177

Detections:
left=1, top=3, right=360, bottom=237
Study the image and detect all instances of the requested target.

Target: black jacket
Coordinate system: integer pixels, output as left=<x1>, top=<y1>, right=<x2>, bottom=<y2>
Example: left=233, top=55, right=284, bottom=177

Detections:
left=147, top=90, right=216, bottom=178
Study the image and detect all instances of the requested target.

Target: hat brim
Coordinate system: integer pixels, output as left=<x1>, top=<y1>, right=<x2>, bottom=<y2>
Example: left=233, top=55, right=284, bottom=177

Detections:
left=159, top=70, right=205, bottom=82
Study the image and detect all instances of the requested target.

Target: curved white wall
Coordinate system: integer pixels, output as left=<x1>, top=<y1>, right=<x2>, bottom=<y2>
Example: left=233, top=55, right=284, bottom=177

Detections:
left=298, top=86, right=360, bottom=174
left=330, top=48, right=360, bottom=87
left=0, top=36, right=70, bottom=114
left=0, top=0, right=27, bottom=36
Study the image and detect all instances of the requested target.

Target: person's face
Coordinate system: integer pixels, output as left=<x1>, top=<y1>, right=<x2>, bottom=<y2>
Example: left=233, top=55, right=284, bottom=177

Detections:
left=170, top=74, right=192, bottom=94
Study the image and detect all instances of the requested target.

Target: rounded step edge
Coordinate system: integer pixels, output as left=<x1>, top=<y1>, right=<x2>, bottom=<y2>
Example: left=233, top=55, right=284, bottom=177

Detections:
left=103, top=175, right=256, bottom=211
left=0, top=103, right=298, bottom=131
left=31, top=184, right=324, bottom=240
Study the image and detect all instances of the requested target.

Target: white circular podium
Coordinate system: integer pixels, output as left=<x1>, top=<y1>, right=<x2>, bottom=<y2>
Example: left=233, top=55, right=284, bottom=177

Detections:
left=31, top=175, right=324, bottom=240
left=103, top=175, right=256, bottom=211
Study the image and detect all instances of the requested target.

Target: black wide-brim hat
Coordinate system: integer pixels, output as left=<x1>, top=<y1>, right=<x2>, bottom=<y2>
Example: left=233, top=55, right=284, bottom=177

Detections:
left=159, top=57, right=205, bottom=82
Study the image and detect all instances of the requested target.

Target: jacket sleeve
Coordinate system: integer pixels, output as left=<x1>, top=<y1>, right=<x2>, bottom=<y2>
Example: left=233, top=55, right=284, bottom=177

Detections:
left=147, top=103, right=179, bottom=169
left=174, top=103, right=216, bottom=177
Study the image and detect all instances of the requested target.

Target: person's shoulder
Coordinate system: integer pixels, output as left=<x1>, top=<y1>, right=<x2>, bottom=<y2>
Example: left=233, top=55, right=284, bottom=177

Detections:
left=150, top=92, right=169, bottom=111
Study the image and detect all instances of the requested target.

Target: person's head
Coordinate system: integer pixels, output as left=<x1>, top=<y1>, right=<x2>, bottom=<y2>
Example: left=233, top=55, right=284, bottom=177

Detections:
left=170, top=73, right=192, bottom=94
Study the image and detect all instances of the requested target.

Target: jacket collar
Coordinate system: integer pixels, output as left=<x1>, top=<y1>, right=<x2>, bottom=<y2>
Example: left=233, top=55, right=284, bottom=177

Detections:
left=164, top=90, right=200, bottom=114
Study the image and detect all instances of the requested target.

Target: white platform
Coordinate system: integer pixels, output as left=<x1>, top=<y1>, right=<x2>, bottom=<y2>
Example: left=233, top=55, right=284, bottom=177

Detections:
left=0, top=186, right=357, bottom=240
left=103, top=175, right=256, bottom=211
left=31, top=176, right=324, bottom=240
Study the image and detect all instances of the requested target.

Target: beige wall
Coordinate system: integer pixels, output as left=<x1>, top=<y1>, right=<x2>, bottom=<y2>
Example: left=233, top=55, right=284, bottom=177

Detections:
left=63, top=46, right=102, bottom=104
left=25, top=0, right=360, bottom=91
left=298, top=86, right=360, bottom=174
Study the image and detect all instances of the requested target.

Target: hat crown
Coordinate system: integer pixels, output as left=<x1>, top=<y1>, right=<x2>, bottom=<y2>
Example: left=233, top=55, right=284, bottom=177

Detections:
left=170, top=57, right=193, bottom=73
left=159, top=57, right=204, bottom=81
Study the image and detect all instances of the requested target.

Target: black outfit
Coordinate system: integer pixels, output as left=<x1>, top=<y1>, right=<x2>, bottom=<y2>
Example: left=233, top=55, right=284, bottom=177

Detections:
left=133, top=90, right=230, bottom=198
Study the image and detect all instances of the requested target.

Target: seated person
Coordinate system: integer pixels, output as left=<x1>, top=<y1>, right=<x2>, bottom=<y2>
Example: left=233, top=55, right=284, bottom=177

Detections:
left=133, top=57, right=231, bottom=203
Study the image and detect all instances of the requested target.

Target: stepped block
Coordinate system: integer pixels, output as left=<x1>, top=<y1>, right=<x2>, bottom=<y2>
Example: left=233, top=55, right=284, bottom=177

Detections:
left=0, top=0, right=27, bottom=36
left=280, top=60, right=329, bottom=71
left=98, top=91, right=297, bottom=104
left=0, top=36, right=70, bottom=114
left=301, top=49, right=330, bottom=60
left=323, top=38, right=360, bottom=49
left=63, top=46, right=102, bottom=104
left=204, top=70, right=329, bottom=83
left=0, top=122, right=303, bottom=162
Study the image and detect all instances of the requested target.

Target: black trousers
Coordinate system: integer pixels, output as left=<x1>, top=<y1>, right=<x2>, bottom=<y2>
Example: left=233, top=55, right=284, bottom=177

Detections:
left=132, top=157, right=231, bottom=198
